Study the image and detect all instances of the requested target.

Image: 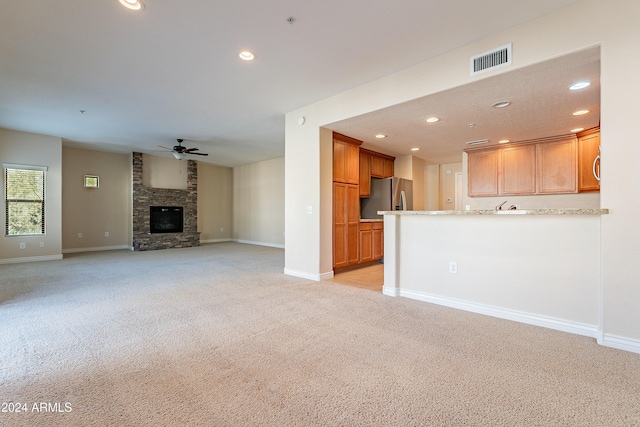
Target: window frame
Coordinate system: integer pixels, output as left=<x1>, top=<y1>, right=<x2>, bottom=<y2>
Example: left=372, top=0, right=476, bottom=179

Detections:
left=3, top=163, right=48, bottom=237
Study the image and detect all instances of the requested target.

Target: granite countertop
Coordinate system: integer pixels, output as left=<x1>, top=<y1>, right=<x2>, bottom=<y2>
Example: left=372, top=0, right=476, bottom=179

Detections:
left=378, top=208, right=609, bottom=216
left=360, top=218, right=384, bottom=222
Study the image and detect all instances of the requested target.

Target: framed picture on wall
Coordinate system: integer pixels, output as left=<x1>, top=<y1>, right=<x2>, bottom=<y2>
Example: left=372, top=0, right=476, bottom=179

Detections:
left=84, top=175, right=99, bottom=188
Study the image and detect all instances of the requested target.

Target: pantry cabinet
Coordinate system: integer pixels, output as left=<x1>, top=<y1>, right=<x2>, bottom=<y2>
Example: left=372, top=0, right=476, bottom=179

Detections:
left=334, top=182, right=360, bottom=268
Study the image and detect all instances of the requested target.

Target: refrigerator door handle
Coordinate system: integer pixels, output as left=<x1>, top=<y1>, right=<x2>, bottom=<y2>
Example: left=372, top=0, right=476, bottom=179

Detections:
left=400, top=190, right=407, bottom=211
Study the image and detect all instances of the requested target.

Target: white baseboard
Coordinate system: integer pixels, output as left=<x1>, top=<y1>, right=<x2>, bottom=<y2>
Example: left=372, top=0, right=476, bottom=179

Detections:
left=600, top=333, right=640, bottom=354
left=62, top=245, right=131, bottom=254
left=0, top=254, right=63, bottom=265
left=394, top=288, right=599, bottom=339
left=283, top=268, right=334, bottom=282
left=200, top=238, right=232, bottom=244
left=233, top=239, right=284, bottom=249
left=383, top=286, right=400, bottom=297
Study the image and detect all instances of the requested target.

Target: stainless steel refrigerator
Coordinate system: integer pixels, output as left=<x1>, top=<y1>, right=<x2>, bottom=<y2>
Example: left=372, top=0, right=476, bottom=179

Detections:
left=360, top=177, right=413, bottom=219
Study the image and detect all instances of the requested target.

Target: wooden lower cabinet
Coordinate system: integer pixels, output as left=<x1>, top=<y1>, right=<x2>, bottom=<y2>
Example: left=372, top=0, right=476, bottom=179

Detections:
left=334, top=182, right=360, bottom=268
left=359, top=223, right=373, bottom=263
left=359, top=221, right=383, bottom=263
left=372, top=222, right=383, bottom=260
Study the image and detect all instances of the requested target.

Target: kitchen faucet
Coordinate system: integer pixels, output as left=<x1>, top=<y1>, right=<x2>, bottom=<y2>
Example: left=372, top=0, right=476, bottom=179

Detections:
left=495, top=201, right=507, bottom=210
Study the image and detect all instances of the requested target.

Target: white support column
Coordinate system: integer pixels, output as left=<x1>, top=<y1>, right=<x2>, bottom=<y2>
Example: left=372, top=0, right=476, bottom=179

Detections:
left=382, top=214, right=400, bottom=296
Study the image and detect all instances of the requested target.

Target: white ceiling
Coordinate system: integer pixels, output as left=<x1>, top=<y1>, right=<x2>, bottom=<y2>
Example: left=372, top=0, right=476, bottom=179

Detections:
left=0, top=0, right=587, bottom=167
left=329, top=47, right=600, bottom=164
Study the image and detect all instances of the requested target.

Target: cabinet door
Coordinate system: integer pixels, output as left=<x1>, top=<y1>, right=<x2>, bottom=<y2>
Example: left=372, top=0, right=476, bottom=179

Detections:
left=333, top=183, right=348, bottom=268
left=333, top=140, right=347, bottom=183
left=359, top=152, right=371, bottom=197
left=537, top=138, right=577, bottom=194
left=468, top=149, right=500, bottom=196
left=346, top=184, right=360, bottom=265
left=346, top=143, right=360, bottom=185
left=372, top=222, right=383, bottom=260
left=371, top=155, right=385, bottom=177
left=359, top=223, right=372, bottom=263
left=383, top=158, right=394, bottom=178
left=578, top=131, right=600, bottom=192
left=501, top=144, right=536, bottom=195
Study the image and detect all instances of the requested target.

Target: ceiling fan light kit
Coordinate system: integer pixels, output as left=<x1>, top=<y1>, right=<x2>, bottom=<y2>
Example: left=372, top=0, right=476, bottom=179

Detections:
left=118, top=0, right=144, bottom=11
left=157, top=139, right=209, bottom=159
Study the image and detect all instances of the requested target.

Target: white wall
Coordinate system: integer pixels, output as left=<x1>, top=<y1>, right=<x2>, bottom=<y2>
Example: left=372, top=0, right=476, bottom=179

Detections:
left=385, top=213, right=601, bottom=335
left=0, top=128, right=62, bottom=262
left=62, top=147, right=131, bottom=252
left=233, top=157, right=285, bottom=248
left=198, top=162, right=232, bottom=243
left=285, top=0, right=640, bottom=349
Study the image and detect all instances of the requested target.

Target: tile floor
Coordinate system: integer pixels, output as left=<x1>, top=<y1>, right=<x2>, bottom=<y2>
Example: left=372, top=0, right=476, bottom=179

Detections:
left=330, top=262, right=384, bottom=292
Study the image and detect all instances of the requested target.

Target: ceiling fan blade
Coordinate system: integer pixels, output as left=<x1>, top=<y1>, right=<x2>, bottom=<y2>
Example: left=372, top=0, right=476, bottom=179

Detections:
left=185, top=147, right=200, bottom=152
left=157, top=145, right=174, bottom=150
left=190, top=152, right=209, bottom=156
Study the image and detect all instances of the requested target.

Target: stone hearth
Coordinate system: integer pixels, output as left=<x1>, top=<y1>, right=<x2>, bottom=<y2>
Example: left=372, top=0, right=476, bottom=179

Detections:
left=132, top=152, right=200, bottom=251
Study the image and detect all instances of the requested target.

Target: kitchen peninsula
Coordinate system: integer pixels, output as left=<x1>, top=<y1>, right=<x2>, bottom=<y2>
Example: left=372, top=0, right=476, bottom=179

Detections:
left=381, top=208, right=608, bottom=339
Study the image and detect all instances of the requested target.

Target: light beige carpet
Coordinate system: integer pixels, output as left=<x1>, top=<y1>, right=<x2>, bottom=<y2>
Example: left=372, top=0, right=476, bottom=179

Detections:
left=1, top=242, right=639, bottom=426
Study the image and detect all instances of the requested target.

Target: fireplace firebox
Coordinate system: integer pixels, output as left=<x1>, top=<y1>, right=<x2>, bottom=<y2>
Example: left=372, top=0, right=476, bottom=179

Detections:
left=150, top=206, right=184, bottom=234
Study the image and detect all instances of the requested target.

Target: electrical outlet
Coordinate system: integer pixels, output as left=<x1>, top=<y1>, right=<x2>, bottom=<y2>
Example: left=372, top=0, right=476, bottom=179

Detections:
left=306, top=206, right=313, bottom=214
left=449, top=261, right=458, bottom=274
left=104, top=231, right=109, bottom=237
left=220, top=227, right=224, bottom=232
left=19, top=242, right=26, bottom=250
left=465, top=205, right=470, bottom=211
left=40, top=242, right=45, bottom=248
left=77, top=233, right=83, bottom=239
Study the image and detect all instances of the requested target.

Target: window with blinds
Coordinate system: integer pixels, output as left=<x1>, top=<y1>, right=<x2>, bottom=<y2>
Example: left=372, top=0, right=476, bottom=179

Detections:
left=5, top=167, right=46, bottom=236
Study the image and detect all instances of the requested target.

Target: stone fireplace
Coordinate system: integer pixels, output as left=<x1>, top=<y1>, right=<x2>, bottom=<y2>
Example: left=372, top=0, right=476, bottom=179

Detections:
left=132, top=152, right=200, bottom=251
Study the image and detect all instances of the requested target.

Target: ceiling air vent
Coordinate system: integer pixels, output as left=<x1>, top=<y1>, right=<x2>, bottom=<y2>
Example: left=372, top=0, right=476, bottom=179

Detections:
left=470, top=43, right=512, bottom=76
left=466, top=139, right=489, bottom=146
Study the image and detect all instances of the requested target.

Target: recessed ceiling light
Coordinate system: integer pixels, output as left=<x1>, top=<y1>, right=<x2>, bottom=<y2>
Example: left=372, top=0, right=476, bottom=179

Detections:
left=492, top=101, right=511, bottom=108
left=570, top=127, right=585, bottom=133
left=569, top=81, right=590, bottom=91
left=498, top=139, right=510, bottom=144
left=118, top=0, right=144, bottom=11
left=239, top=51, right=255, bottom=61
left=572, top=109, right=590, bottom=116
left=411, top=148, right=420, bottom=151
left=426, top=117, right=440, bottom=123
left=375, top=134, right=386, bottom=139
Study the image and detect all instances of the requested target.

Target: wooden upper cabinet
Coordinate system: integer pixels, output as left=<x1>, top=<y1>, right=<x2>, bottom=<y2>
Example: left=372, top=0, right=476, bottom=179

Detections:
left=578, top=128, right=600, bottom=192
left=370, top=152, right=395, bottom=178
left=371, top=155, right=384, bottom=177
left=537, top=137, right=577, bottom=194
left=468, top=149, right=500, bottom=196
left=383, top=158, right=394, bottom=178
left=501, top=144, right=536, bottom=195
left=333, top=133, right=361, bottom=184
left=359, top=151, right=371, bottom=197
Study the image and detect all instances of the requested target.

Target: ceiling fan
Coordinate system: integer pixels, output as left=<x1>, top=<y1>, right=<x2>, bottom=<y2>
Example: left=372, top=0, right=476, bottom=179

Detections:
left=157, top=139, right=209, bottom=159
